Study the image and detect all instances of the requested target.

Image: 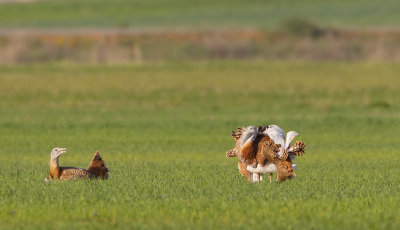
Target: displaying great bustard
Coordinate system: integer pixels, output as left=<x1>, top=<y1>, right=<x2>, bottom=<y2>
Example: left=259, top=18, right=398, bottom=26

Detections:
left=226, top=125, right=305, bottom=183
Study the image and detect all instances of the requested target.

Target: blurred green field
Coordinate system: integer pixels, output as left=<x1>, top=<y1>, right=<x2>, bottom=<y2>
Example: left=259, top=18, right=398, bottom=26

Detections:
left=0, top=0, right=399, bottom=29
left=0, top=61, right=399, bottom=229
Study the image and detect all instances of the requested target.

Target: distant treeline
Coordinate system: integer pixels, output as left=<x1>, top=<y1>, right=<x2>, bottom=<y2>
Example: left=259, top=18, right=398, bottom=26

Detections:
left=1, top=28, right=400, bottom=64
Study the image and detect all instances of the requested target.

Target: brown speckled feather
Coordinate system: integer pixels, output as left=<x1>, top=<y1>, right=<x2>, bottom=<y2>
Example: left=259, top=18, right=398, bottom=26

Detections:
left=59, top=167, right=89, bottom=180
left=226, top=147, right=238, bottom=157
left=289, top=141, right=306, bottom=156
left=275, top=160, right=295, bottom=182
left=255, top=135, right=281, bottom=166
left=231, top=128, right=243, bottom=141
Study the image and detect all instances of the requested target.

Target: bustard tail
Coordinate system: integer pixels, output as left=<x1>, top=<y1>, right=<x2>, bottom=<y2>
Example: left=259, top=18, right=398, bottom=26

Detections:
left=87, top=151, right=109, bottom=179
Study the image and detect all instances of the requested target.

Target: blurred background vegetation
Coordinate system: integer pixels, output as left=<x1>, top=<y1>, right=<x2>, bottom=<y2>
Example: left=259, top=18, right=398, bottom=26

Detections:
left=0, top=0, right=399, bottom=29
left=0, top=0, right=400, bottom=64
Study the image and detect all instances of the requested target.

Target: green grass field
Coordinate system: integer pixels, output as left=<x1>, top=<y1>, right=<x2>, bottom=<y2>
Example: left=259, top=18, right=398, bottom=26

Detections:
left=0, top=0, right=399, bottom=29
left=0, top=61, right=399, bottom=229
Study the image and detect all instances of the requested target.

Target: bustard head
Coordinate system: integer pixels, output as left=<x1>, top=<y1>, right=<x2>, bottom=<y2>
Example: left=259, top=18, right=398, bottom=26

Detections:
left=50, top=147, right=67, bottom=160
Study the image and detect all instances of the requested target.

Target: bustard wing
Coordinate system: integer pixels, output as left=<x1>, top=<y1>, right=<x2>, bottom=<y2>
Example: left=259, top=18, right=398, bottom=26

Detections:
left=226, top=128, right=243, bottom=157
left=226, top=147, right=239, bottom=157
left=59, top=167, right=89, bottom=180
left=231, top=127, right=243, bottom=141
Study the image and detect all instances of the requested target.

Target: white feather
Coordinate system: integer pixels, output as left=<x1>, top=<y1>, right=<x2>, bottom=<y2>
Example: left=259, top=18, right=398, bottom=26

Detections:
left=247, top=163, right=277, bottom=174
left=285, top=131, right=299, bottom=150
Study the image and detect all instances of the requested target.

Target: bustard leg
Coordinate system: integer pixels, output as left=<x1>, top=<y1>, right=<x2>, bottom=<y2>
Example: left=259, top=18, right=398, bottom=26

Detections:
left=269, top=173, right=273, bottom=184
left=253, top=173, right=260, bottom=183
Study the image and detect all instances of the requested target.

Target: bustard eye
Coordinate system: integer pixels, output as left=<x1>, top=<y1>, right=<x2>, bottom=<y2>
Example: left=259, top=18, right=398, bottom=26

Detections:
left=55, top=149, right=58, bottom=151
